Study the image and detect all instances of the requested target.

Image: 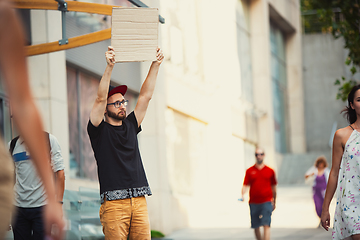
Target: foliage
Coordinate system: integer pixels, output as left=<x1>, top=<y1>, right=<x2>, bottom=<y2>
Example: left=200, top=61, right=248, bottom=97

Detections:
left=151, top=230, right=165, bottom=238
left=301, top=0, right=360, bottom=101
left=334, top=75, right=357, bottom=102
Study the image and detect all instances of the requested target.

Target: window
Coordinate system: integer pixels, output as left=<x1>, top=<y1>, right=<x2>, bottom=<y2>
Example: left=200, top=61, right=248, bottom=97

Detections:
left=67, top=65, right=137, bottom=180
left=18, top=9, right=31, bottom=46
left=270, top=23, right=288, bottom=153
left=237, top=0, right=253, bottom=103
left=0, top=97, right=12, bottom=142
left=0, top=76, right=13, bottom=143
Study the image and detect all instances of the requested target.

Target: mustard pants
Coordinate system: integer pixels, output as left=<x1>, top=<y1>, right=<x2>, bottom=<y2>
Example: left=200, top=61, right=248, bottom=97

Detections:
left=99, top=196, right=151, bottom=240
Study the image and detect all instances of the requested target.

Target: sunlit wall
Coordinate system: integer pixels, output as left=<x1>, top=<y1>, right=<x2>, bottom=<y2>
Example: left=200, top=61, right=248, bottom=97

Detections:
left=21, top=0, right=304, bottom=235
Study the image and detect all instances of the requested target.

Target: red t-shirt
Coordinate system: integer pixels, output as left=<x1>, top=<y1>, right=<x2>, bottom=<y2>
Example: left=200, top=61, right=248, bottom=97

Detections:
left=243, top=165, right=277, bottom=204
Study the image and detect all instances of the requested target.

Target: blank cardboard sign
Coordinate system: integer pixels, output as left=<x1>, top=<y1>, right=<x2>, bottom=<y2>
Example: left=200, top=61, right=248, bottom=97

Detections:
left=111, top=7, right=158, bottom=62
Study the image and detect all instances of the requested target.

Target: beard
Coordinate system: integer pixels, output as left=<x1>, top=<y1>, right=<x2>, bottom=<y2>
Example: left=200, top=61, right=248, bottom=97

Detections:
left=256, top=159, right=263, bottom=165
left=107, top=108, right=126, bottom=121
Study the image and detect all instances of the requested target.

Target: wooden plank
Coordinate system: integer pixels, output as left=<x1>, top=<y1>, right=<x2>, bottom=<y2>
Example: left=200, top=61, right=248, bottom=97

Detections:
left=67, top=1, right=116, bottom=15
left=13, top=0, right=117, bottom=15
left=26, top=28, right=111, bottom=56
left=13, top=0, right=58, bottom=10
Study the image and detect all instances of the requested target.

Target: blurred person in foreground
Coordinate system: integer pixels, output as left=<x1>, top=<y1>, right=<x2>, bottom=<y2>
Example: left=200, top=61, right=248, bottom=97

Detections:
left=305, top=156, right=330, bottom=224
left=87, top=46, right=164, bottom=239
left=10, top=132, right=65, bottom=240
left=0, top=1, right=64, bottom=239
left=321, top=85, right=360, bottom=239
left=241, top=147, right=277, bottom=240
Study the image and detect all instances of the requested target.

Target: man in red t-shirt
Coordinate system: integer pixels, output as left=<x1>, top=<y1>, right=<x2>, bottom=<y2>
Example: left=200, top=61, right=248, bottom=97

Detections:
left=241, top=147, right=277, bottom=240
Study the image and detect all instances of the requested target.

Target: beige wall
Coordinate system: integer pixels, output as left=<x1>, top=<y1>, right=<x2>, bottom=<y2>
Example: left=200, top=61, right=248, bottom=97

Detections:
left=268, top=0, right=299, bottom=29
left=302, top=34, right=354, bottom=151
left=146, top=0, right=304, bottom=234
left=25, top=0, right=304, bottom=235
left=250, top=0, right=276, bottom=166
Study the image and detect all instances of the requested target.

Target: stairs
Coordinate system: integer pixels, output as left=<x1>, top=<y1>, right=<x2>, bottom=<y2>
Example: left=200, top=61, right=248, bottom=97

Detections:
left=277, top=151, right=332, bottom=185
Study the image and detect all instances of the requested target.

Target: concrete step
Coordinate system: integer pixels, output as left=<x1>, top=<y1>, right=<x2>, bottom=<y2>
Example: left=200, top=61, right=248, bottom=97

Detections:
left=278, top=151, right=331, bottom=185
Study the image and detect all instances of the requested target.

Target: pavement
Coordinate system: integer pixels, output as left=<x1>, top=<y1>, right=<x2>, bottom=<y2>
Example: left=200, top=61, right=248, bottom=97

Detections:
left=164, top=185, right=336, bottom=240
left=4, top=185, right=335, bottom=240
left=164, top=227, right=332, bottom=240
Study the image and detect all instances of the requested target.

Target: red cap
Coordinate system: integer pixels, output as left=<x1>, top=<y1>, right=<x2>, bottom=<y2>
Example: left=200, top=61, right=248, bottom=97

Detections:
left=108, top=85, right=127, bottom=99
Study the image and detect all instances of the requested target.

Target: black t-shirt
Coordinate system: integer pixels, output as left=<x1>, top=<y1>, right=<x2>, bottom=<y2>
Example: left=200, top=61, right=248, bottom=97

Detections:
left=87, top=111, right=151, bottom=202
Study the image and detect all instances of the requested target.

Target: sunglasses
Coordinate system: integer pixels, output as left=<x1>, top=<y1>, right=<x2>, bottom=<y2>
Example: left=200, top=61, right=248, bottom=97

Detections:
left=255, top=153, right=264, bottom=157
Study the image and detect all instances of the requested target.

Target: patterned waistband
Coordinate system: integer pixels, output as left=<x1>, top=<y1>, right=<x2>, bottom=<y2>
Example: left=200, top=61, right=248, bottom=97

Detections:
left=100, top=186, right=152, bottom=204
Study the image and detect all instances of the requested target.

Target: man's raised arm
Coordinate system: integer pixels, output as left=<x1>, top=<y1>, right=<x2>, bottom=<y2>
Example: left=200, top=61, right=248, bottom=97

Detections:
left=90, top=46, right=116, bottom=127
left=134, top=47, right=164, bottom=126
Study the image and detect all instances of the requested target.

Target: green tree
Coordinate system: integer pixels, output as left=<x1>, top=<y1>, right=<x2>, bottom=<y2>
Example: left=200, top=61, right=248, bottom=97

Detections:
left=301, top=0, right=360, bottom=101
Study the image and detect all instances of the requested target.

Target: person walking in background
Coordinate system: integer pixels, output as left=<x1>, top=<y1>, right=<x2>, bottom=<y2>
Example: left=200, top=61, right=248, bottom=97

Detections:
left=0, top=1, right=64, bottom=239
left=241, top=147, right=277, bottom=240
left=321, top=84, right=360, bottom=239
left=10, top=133, right=65, bottom=240
left=305, top=156, right=330, bottom=223
left=87, top=46, right=164, bottom=239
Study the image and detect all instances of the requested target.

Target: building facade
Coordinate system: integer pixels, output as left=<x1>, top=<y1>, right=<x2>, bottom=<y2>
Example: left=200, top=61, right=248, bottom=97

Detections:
left=3, top=0, right=304, bottom=235
left=152, top=0, right=304, bottom=231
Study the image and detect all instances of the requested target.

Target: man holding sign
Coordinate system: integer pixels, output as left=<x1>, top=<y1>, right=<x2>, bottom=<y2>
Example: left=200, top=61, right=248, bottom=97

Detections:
left=87, top=46, right=163, bottom=239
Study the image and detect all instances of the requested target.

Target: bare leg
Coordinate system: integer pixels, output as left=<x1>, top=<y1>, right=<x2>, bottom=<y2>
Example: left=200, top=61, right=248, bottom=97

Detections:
left=254, top=227, right=261, bottom=240
left=352, top=234, right=360, bottom=240
left=263, top=225, right=271, bottom=240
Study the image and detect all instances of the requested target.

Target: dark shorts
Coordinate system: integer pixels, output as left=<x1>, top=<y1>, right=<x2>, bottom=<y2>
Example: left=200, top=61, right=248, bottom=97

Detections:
left=249, top=201, right=273, bottom=229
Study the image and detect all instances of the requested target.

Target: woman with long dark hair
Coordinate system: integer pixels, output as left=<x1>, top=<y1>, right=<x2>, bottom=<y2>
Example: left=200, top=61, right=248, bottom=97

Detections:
left=321, top=84, right=360, bottom=239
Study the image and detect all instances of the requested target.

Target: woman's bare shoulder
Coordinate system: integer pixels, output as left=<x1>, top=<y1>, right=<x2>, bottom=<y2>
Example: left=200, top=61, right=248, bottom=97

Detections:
left=335, top=126, right=354, bottom=145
